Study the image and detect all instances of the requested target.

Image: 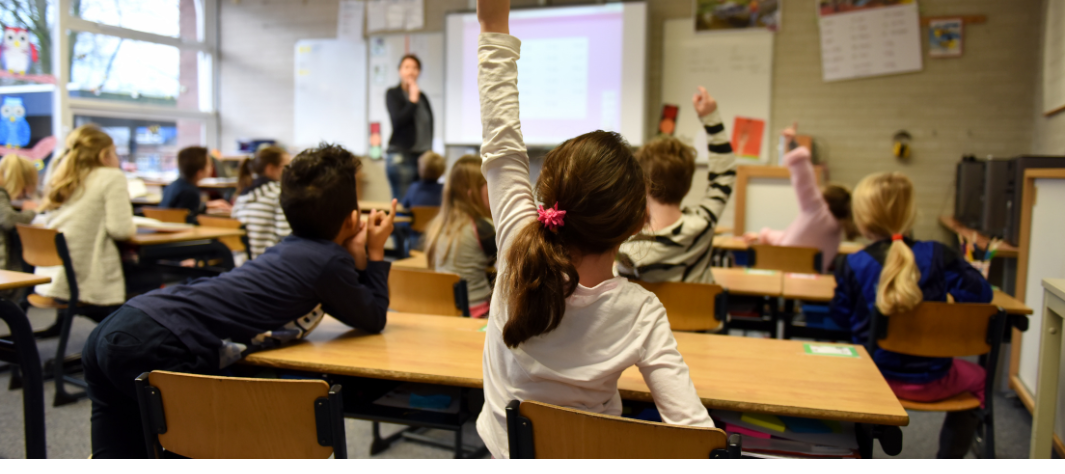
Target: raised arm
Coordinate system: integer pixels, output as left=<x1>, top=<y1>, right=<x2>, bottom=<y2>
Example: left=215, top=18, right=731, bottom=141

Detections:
left=783, top=146, right=821, bottom=214
left=691, top=87, right=737, bottom=225
left=477, top=0, right=536, bottom=261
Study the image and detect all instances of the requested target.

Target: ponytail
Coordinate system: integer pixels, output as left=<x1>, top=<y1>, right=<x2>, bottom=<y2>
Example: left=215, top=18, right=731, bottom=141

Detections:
left=876, top=238, right=922, bottom=314
left=852, top=172, right=922, bottom=315
left=237, top=156, right=254, bottom=194
left=501, top=222, right=579, bottom=348
left=498, top=131, right=647, bottom=347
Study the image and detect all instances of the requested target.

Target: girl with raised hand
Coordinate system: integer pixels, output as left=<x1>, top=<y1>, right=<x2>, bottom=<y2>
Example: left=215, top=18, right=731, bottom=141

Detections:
left=475, top=0, right=713, bottom=458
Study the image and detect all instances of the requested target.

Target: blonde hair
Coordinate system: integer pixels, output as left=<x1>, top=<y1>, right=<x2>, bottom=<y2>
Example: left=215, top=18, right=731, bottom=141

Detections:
left=852, top=172, right=921, bottom=315
left=42, top=125, right=114, bottom=211
left=0, top=154, right=38, bottom=200
left=424, top=155, right=490, bottom=267
left=418, top=151, right=446, bottom=182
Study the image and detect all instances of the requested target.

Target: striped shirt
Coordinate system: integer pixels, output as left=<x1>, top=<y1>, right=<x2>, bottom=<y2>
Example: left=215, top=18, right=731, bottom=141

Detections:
left=232, top=178, right=291, bottom=259
left=616, top=110, right=737, bottom=283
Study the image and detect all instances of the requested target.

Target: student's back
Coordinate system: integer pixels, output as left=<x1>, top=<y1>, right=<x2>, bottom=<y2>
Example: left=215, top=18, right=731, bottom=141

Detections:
left=474, top=3, right=711, bottom=458
left=35, top=126, right=134, bottom=306
left=401, top=151, right=446, bottom=209
left=232, top=146, right=292, bottom=258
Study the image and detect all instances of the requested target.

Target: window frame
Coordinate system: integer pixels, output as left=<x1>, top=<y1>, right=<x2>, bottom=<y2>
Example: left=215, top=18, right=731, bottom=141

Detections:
left=52, top=0, right=219, bottom=149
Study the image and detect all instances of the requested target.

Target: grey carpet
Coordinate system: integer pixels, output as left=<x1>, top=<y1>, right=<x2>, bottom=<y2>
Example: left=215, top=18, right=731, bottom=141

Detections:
left=0, top=307, right=1039, bottom=459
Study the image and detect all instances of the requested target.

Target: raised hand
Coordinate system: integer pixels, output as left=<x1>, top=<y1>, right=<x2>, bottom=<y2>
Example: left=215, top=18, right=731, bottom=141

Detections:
left=692, top=86, right=718, bottom=118
left=478, top=0, right=510, bottom=34
left=782, top=122, right=798, bottom=143
left=346, top=216, right=369, bottom=270
left=366, top=199, right=398, bottom=261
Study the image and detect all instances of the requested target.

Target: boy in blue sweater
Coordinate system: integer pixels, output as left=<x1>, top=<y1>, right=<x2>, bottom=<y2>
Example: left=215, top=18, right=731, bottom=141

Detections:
left=83, top=144, right=397, bottom=458
left=159, top=146, right=231, bottom=223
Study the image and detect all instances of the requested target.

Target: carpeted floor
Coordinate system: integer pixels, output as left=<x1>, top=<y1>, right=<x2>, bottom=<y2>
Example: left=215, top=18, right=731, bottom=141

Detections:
left=0, top=307, right=1040, bottom=459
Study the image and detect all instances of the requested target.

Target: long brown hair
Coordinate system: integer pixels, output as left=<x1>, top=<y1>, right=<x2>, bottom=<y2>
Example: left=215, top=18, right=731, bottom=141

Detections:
left=501, top=131, right=648, bottom=348
left=42, top=125, right=114, bottom=211
left=852, top=172, right=921, bottom=315
left=238, top=145, right=288, bottom=193
left=425, top=155, right=490, bottom=266
left=823, top=183, right=859, bottom=240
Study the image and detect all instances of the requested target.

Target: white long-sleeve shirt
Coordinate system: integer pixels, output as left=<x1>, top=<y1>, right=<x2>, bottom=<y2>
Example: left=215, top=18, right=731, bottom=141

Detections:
left=475, top=33, right=713, bottom=459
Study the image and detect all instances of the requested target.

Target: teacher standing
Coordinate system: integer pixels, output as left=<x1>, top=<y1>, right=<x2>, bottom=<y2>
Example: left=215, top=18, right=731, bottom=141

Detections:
left=385, top=54, right=434, bottom=200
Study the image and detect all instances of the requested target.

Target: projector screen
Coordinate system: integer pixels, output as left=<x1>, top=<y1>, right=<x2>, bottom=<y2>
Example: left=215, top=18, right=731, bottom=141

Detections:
left=445, top=3, right=647, bottom=147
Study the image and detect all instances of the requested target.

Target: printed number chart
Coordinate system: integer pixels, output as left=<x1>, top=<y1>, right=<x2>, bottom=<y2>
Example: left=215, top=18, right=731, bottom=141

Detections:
left=817, top=1, right=923, bottom=82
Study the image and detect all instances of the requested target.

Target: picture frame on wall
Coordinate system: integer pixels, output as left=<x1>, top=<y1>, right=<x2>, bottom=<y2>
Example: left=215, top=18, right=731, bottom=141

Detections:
left=694, top=0, right=780, bottom=33
left=928, top=18, right=964, bottom=58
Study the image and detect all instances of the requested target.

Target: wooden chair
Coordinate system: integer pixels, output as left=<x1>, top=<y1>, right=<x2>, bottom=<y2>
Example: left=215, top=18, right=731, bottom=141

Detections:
left=16, top=224, right=111, bottom=406
left=388, top=267, right=469, bottom=317
left=134, top=371, right=346, bottom=459
left=505, top=400, right=740, bottom=459
left=634, top=280, right=729, bottom=332
left=866, top=302, right=1023, bottom=459
left=748, top=244, right=822, bottom=274
left=197, top=215, right=249, bottom=261
left=409, top=206, right=440, bottom=234
left=143, top=207, right=189, bottom=224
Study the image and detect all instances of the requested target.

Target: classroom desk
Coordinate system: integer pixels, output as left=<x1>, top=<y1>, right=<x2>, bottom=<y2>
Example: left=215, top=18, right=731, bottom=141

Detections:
left=131, top=195, right=163, bottom=206
left=713, top=236, right=864, bottom=255
left=710, top=267, right=781, bottom=297
left=780, top=272, right=1033, bottom=316
left=0, top=271, right=51, bottom=458
left=360, top=200, right=407, bottom=213
left=244, top=313, right=908, bottom=456
left=128, top=226, right=245, bottom=246
left=938, top=215, right=1018, bottom=259
left=393, top=252, right=428, bottom=269
left=196, top=177, right=239, bottom=189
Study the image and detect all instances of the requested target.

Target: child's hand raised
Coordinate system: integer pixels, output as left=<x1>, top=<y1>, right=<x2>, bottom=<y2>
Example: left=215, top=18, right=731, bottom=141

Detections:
left=366, top=199, right=398, bottom=261
left=692, top=86, right=718, bottom=118
left=477, top=0, right=510, bottom=34
left=782, top=122, right=798, bottom=143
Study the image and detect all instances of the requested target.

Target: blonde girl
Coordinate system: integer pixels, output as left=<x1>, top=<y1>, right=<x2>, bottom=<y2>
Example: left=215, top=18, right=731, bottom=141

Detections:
left=474, top=0, right=713, bottom=458
left=35, top=125, right=135, bottom=308
left=829, top=172, right=992, bottom=458
left=0, top=155, right=40, bottom=272
left=423, top=155, right=495, bottom=318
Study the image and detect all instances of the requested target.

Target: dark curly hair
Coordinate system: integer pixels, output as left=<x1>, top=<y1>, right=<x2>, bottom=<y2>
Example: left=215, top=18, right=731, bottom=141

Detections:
left=280, top=143, right=362, bottom=240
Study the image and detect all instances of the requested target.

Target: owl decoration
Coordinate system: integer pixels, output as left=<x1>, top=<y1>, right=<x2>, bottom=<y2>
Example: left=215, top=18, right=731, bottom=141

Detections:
left=1, top=97, right=31, bottom=148
left=2, top=27, right=38, bottom=76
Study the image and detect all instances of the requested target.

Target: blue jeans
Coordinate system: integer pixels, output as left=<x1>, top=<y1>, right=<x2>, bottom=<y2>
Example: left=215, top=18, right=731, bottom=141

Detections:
left=386, top=151, right=420, bottom=201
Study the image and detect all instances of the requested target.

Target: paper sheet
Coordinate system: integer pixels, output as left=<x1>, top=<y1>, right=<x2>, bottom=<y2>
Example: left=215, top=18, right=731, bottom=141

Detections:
left=818, top=2, right=923, bottom=82
left=337, top=0, right=365, bottom=41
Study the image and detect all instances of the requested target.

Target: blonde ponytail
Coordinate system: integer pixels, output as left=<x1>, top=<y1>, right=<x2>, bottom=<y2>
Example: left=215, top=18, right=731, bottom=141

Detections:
left=0, top=154, right=38, bottom=199
left=42, top=125, right=115, bottom=211
left=852, top=172, right=922, bottom=315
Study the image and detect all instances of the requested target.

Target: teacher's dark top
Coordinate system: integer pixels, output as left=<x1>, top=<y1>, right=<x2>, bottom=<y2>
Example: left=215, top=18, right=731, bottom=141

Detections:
left=386, top=85, right=434, bottom=153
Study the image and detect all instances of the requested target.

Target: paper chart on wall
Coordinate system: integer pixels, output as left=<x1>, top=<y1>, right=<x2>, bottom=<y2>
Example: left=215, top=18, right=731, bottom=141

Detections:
left=817, top=1, right=923, bottom=82
left=337, top=0, right=365, bottom=41
left=366, top=0, right=423, bottom=33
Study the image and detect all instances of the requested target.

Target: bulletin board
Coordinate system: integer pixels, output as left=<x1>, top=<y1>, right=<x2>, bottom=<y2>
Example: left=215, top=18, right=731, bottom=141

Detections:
left=366, top=32, right=445, bottom=155
left=661, top=19, right=773, bottom=164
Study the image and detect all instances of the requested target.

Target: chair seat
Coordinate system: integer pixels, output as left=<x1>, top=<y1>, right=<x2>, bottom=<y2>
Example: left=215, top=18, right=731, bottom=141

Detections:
left=898, top=392, right=981, bottom=412
left=28, top=294, right=67, bottom=310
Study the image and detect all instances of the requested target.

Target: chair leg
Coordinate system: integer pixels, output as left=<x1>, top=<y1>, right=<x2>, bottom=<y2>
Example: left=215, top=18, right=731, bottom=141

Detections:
left=52, top=308, right=85, bottom=407
left=454, top=424, right=463, bottom=459
left=8, top=364, right=22, bottom=390
left=983, top=409, right=995, bottom=459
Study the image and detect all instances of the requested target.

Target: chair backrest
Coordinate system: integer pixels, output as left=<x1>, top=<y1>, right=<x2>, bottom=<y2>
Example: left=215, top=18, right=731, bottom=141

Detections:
left=409, top=206, right=440, bottom=234
left=135, top=371, right=346, bottom=459
left=143, top=207, right=189, bottom=224
left=16, top=224, right=62, bottom=267
left=749, top=244, right=822, bottom=274
left=634, top=280, right=727, bottom=332
left=387, top=267, right=469, bottom=316
left=506, top=400, right=739, bottom=459
left=197, top=215, right=245, bottom=253
left=871, top=302, right=1002, bottom=358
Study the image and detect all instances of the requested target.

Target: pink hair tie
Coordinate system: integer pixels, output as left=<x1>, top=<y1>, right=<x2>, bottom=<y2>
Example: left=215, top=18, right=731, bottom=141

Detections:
left=537, top=203, right=566, bottom=232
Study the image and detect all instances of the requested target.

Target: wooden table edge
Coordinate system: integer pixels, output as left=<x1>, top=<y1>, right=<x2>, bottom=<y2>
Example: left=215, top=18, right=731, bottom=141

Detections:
left=239, top=356, right=485, bottom=390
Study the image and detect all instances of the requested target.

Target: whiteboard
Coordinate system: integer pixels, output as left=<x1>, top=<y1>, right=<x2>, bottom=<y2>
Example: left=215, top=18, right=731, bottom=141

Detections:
left=366, top=32, right=445, bottom=156
left=661, top=20, right=772, bottom=164
left=1018, top=177, right=1065, bottom=442
left=1044, top=0, right=1065, bottom=115
left=293, top=39, right=368, bottom=154
left=746, top=177, right=802, bottom=234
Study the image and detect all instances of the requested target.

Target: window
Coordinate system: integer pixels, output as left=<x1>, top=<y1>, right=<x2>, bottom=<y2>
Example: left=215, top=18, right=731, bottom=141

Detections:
left=74, top=0, right=203, bottom=41
left=76, top=113, right=206, bottom=182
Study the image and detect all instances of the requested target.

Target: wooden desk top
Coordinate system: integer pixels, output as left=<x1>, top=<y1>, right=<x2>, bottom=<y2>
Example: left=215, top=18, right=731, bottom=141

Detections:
left=781, top=272, right=1033, bottom=316
left=0, top=270, right=50, bottom=290
left=128, top=226, right=246, bottom=246
left=393, top=253, right=429, bottom=269
left=131, top=195, right=162, bottom=205
left=244, top=313, right=908, bottom=426
left=938, top=215, right=1018, bottom=259
left=711, top=267, right=781, bottom=296
left=713, top=236, right=863, bottom=255
left=360, top=200, right=407, bottom=213
left=197, top=178, right=239, bottom=189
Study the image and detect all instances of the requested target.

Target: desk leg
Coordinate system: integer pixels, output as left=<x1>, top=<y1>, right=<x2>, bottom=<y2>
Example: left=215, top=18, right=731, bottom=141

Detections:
left=0, top=299, right=46, bottom=458
left=856, top=423, right=903, bottom=458
left=1029, top=294, right=1064, bottom=459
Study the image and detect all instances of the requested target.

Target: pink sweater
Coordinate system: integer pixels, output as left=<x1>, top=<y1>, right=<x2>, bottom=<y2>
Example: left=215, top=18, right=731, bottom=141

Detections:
left=758, top=147, right=840, bottom=272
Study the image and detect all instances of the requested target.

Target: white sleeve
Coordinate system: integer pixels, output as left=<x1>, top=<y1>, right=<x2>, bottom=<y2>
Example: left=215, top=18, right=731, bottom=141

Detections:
left=636, top=302, right=715, bottom=428
left=478, top=33, right=537, bottom=273
left=104, top=170, right=135, bottom=241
